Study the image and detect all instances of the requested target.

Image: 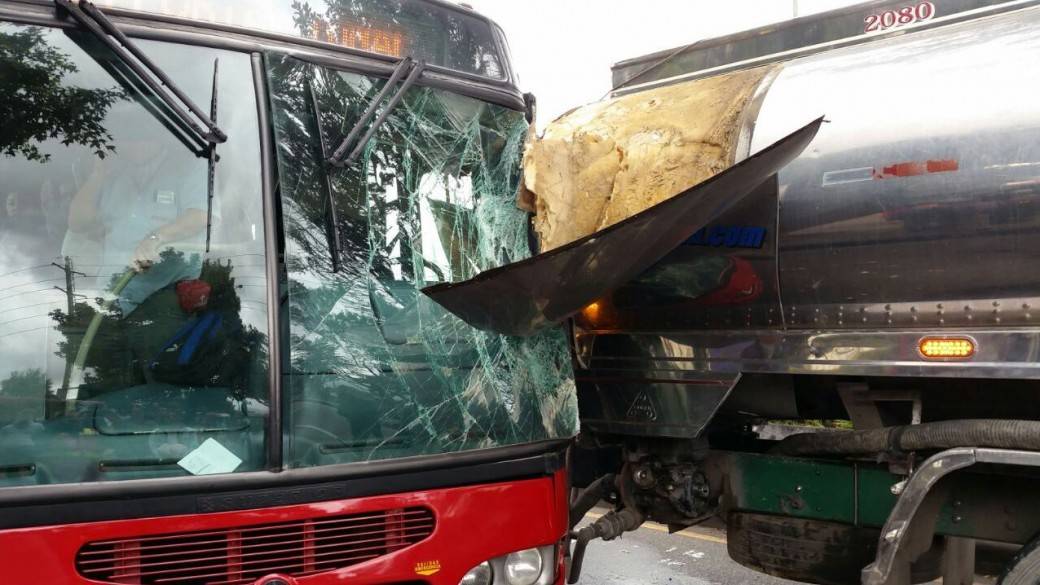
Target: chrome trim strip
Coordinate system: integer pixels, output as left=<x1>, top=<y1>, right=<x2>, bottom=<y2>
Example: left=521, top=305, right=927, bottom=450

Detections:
left=862, top=447, right=1040, bottom=585
left=576, top=328, right=1040, bottom=380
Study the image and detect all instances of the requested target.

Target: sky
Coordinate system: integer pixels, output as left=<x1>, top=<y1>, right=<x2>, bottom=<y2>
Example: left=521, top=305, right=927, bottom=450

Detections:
left=466, top=0, right=866, bottom=128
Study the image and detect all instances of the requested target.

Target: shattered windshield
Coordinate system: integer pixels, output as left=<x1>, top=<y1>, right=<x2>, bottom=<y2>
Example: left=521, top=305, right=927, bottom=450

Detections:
left=267, top=55, right=577, bottom=466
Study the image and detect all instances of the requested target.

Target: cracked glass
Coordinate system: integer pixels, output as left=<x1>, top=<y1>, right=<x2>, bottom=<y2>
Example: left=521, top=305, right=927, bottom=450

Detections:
left=266, top=54, right=576, bottom=467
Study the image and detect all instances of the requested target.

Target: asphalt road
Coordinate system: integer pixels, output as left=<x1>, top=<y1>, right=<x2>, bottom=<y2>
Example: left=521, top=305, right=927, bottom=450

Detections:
left=573, top=509, right=800, bottom=585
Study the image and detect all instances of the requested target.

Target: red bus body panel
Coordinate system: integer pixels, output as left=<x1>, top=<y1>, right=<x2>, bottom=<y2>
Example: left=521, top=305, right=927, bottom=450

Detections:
left=0, top=471, right=568, bottom=585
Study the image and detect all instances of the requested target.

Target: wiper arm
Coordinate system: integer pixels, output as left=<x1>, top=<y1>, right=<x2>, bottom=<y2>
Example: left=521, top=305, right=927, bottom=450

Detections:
left=326, top=56, right=412, bottom=165
left=327, top=57, right=425, bottom=168
left=205, top=58, right=219, bottom=253
left=56, top=0, right=227, bottom=152
left=306, top=77, right=343, bottom=272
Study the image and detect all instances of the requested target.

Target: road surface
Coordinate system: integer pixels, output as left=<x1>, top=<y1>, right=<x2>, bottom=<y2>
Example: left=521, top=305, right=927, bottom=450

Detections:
left=574, top=509, right=799, bottom=585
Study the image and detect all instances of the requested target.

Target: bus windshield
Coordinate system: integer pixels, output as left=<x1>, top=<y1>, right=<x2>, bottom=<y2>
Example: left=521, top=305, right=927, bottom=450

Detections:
left=267, top=54, right=576, bottom=467
left=0, top=18, right=576, bottom=488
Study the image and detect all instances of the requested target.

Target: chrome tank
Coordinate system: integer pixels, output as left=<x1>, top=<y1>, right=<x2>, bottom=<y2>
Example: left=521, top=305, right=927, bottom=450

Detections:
left=751, top=5, right=1040, bottom=330
left=573, top=5, right=1040, bottom=439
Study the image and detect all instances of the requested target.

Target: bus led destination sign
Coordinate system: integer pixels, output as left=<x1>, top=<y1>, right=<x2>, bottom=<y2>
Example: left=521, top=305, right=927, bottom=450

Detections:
left=307, top=18, right=406, bottom=58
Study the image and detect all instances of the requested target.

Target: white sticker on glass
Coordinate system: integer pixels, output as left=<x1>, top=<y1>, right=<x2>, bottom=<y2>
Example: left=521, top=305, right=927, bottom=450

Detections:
left=177, top=438, right=243, bottom=476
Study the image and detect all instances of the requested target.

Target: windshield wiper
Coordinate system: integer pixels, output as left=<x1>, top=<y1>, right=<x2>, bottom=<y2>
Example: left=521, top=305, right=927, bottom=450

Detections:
left=63, top=29, right=206, bottom=157
left=205, top=58, right=219, bottom=253
left=327, top=57, right=425, bottom=168
left=306, top=77, right=343, bottom=272
left=56, top=0, right=227, bottom=155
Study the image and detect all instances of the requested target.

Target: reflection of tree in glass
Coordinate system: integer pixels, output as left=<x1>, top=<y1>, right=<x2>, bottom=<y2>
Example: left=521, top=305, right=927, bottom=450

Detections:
left=0, top=27, right=124, bottom=162
left=268, top=54, right=576, bottom=461
left=0, top=369, right=50, bottom=425
left=289, top=0, right=501, bottom=77
left=48, top=251, right=267, bottom=414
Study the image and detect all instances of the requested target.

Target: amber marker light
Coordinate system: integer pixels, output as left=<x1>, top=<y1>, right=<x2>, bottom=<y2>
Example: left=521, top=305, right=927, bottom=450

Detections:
left=577, top=299, right=617, bottom=330
left=581, top=301, right=602, bottom=322
left=918, top=337, right=976, bottom=360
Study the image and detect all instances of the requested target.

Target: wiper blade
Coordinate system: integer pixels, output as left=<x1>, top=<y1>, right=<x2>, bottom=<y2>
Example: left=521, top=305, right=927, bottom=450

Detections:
left=205, top=58, right=219, bottom=253
left=326, top=56, right=412, bottom=165
left=56, top=0, right=227, bottom=150
left=306, top=77, right=343, bottom=272
left=64, top=29, right=207, bottom=158
left=327, top=57, right=425, bottom=168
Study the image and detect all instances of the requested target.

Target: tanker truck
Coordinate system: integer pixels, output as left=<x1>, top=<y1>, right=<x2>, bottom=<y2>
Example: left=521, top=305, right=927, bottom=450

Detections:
left=423, top=1, right=1040, bottom=583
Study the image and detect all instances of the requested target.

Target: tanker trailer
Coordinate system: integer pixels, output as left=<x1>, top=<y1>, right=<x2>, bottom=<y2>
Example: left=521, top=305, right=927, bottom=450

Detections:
left=424, top=1, right=1040, bottom=584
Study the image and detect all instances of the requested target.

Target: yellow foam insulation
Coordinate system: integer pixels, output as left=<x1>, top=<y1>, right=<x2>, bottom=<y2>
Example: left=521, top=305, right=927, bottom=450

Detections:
left=521, top=65, right=777, bottom=251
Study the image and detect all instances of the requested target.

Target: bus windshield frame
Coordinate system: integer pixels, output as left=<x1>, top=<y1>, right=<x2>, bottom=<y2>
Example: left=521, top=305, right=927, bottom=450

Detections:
left=0, top=0, right=575, bottom=497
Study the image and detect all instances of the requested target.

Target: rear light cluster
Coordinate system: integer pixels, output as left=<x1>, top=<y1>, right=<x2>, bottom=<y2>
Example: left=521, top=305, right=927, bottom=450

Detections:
left=75, top=507, right=435, bottom=584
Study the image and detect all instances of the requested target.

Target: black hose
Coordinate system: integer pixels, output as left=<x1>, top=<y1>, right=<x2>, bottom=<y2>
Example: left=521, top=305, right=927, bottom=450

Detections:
left=568, top=508, right=644, bottom=584
left=569, top=474, right=615, bottom=528
left=568, top=532, right=592, bottom=585
left=771, top=419, right=1040, bottom=456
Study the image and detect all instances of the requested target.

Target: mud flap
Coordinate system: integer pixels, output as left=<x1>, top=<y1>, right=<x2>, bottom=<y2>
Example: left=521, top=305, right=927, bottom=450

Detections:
left=422, top=118, right=822, bottom=337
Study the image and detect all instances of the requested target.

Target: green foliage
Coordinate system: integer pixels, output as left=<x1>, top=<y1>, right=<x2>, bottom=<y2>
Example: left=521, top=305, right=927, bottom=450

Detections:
left=0, top=26, right=124, bottom=162
left=50, top=255, right=267, bottom=398
left=0, top=368, right=50, bottom=401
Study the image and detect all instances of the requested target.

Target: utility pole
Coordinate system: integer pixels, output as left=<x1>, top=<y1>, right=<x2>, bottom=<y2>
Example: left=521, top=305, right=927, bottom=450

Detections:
left=56, top=256, right=76, bottom=318
left=51, top=256, right=85, bottom=417
left=793, top=0, right=799, bottom=17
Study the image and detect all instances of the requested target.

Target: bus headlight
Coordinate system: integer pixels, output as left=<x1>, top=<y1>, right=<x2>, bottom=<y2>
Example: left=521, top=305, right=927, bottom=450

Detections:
left=459, top=561, right=493, bottom=585
left=503, top=548, right=543, bottom=585
left=462, top=545, right=554, bottom=585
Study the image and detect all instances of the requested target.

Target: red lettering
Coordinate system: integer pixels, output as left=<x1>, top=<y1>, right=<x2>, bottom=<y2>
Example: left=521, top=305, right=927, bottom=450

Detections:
left=926, top=159, right=959, bottom=173
left=882, top=162, right=927, bottom=177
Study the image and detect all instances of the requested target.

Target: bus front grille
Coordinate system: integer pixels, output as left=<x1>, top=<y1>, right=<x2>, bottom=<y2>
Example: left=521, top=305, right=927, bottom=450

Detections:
left=75, top=506, right=435, bottom=584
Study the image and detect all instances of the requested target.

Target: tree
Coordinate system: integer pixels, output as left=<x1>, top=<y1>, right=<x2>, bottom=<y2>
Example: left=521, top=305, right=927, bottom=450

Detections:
left=0, top=26, right=124, bottom=163
left=0, top=368, right=50, bottom=399
left=48, top=253, right=269, bottom=408
left=0, top=369, right=50, bottom=424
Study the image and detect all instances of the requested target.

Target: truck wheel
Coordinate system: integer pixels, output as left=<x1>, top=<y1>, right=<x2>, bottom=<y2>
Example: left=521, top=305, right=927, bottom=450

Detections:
left=727, top=512, right=940, bottom=585
left=998, top=535, right=1040, bottom=585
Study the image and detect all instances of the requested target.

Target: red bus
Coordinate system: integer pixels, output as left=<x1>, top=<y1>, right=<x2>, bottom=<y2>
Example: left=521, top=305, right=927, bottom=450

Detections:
left=0, top=1, right=574, bottom=584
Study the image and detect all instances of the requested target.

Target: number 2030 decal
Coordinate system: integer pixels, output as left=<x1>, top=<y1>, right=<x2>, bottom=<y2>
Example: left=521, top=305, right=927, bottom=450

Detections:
left=864, top=1, right=936, bottom=33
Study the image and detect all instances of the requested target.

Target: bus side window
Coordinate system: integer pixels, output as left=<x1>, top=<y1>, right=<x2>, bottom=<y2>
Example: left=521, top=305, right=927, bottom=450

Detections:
left=0, top=22, right=270, bottom=486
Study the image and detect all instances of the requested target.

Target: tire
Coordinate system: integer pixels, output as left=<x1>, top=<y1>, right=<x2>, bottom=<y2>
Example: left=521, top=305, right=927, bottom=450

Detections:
left=998, top=535, right=1040, bottom=585
left=727, top=512, right=940, bottom=585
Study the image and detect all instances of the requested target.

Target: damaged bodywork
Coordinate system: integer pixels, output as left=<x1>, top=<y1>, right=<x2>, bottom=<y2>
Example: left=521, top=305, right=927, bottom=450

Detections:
left=520, top=65, right=777, bottom=251
left=423, top=3, right=1040, bottom=584
left=422, top=117, right=821, bottom=336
